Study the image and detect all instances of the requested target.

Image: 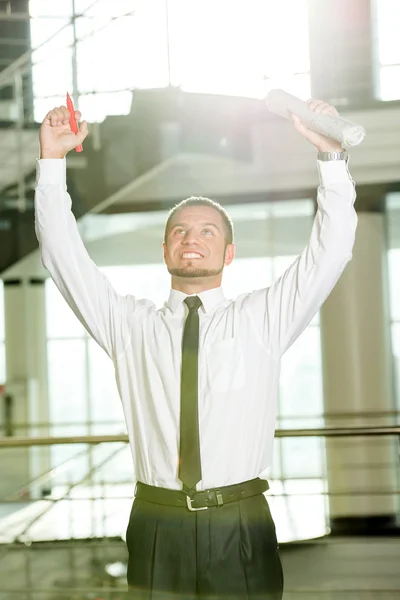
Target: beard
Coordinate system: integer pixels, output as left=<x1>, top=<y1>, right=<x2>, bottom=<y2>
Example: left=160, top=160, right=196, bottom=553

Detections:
left=168, top=261, right=224, bottom=279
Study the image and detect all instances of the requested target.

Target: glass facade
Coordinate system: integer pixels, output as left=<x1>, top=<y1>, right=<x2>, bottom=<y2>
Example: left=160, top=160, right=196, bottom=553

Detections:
left=0, top=281, right=4, bottom=385
left=386, top=192, right=400, bottom=412
left=374, top=0, right=400, bottom=100
left=29, top=0, right=311, bottom=122
left=28, top=0, right=400, bottom=115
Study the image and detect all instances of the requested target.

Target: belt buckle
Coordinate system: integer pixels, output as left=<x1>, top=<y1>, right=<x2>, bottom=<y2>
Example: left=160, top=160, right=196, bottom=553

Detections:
left=186, top=495, right=208, bottom=512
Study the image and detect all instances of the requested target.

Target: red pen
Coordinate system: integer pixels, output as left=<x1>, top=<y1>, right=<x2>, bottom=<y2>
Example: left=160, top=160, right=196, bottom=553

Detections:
left=66, top=92, right=83, bottom=152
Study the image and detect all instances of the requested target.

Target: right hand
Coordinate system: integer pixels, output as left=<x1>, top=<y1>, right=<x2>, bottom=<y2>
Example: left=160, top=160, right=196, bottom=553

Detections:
left=39, top=105, right=89, bottom=159
left=290, top=99, right=343, bottom=153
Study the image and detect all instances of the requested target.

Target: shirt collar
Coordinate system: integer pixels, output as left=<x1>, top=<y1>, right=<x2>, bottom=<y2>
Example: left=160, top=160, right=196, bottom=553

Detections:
left=166, top=286, right=226, bottom=314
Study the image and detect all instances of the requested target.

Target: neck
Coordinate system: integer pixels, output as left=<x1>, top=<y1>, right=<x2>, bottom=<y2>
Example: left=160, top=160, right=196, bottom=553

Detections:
left=171, top=275, right=222, bottom=294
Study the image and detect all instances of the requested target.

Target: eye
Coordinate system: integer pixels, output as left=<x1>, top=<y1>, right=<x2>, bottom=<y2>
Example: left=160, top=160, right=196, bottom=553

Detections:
left=202, top=228, right=213, bottom=235
left=175, top=228, right=186, bottom=235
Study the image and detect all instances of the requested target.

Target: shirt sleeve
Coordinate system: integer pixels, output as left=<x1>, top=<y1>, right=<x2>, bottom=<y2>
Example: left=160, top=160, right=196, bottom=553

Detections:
left=240, top=159, right=358, bottom=358
left=34, top=158, right=134, bottom=359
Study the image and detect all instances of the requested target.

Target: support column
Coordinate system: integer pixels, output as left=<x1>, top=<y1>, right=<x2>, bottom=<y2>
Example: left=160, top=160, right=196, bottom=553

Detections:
left=2, top=278, right=50, bottom=499
left=308, top=0, right=374, bottom=104
left=320, top=213, right=399, bottom=534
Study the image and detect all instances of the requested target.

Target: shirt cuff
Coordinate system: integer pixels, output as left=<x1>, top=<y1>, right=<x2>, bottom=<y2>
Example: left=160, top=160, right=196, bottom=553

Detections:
left=317, top=159, right=352, bottom=186
left=36, top=158, right=67, bottom=186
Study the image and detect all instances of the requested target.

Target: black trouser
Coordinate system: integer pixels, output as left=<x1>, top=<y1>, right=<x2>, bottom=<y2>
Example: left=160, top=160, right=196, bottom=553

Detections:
left=126, top=491, right=284, bottom=599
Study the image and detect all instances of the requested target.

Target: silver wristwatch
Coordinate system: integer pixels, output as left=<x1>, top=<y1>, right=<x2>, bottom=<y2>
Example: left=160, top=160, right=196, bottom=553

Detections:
left=317, top=150, right=348, bottom=161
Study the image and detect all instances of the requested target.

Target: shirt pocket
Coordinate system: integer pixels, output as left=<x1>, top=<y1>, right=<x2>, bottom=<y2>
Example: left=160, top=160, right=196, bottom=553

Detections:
left=205, top=337, right=246, bottom=393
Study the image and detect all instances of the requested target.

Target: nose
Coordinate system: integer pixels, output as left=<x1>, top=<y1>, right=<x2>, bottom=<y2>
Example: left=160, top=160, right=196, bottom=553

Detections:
left=182, top=230, right=199, bottom=245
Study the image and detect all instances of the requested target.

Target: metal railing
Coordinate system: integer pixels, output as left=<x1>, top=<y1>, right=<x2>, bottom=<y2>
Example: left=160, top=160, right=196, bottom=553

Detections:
left=0, top=424, right=400, bottom=447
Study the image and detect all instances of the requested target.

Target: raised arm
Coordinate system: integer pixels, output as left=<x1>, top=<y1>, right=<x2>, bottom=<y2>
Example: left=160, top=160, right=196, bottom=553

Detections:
left=240, top=100, right=358, bottom=357
left=35, top=106, right=136, bottom=359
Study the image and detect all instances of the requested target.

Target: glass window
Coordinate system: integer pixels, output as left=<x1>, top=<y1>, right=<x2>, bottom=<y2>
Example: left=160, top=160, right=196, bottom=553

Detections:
left=375, top=0, right=400, bottom=65
left=378, top=65, right=400, bottom=102
left=280, top=437, right=324, bottom=479
left=101, top=264, right=170, bottom=307
left=388, top=249, right=400, bottom=322
left=30, top=21, right=74, bottom=96
left=388, top=249, right=400, bottom=410
left=0, top=281, right=5, bottom=384
left=47, top=337, right=88, bottom=476
left=29, top=1, right=74, bottom=120
left=223, top=257, right=273, bottom=296
left=0, top=343, right=5, bottom=385
left=45, top=279, right=85, bottom=339
left=75, top=1, right=169, bottom=94
left=0, top=280, right=4, bottom=341
left=391, top=323, right=400, bottom=411
left=91, top=439, right=133, bottom=483
left=374, top=0, right=400, bottom=100
left=88, top=338, right=124, bottom=424
left=50, top=425, right=89, bottom=484
left=75, top=0, right=137, bottom=16
left=30, top=0, right=73, bottom=17
left=48, top=338, right=88, bottom=424
left=386, top=193, right=400, bottom=412
left=168, top=0, right=310, bottom=99
left=279, top=325, right=323, bottom=419
left=77, top=92, right=134, bottom=123
left=30, top=0, right=168, bottom=122
left=30, top=0, right=310, bottom=122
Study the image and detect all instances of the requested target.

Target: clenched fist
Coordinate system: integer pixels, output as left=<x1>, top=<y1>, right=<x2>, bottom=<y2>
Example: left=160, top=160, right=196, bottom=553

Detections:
left=40, top=105, right=89, bottom=159
left=291, top=99, right=343, bottom=153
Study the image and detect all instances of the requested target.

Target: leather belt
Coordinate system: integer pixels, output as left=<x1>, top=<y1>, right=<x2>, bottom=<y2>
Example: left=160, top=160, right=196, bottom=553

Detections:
left=135, top=478, right=269, bottom=512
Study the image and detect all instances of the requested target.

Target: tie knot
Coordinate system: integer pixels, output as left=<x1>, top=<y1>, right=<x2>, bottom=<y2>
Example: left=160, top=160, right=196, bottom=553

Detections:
left=184, top=296, right=202, bottom=312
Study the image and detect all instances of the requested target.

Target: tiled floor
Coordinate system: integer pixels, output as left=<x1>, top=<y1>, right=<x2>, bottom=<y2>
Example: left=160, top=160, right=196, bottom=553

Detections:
left=281, top=538, right=400, bottom=597
left=0, top=537, right=400, bottom=598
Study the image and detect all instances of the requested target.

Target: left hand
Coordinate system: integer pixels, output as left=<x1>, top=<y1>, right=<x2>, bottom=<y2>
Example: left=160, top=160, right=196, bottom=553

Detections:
left=291, top=99, right=343, bottom=153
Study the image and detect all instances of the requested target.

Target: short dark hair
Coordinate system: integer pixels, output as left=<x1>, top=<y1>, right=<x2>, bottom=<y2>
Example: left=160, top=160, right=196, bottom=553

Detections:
left=164, top=196, right=234, bottom=244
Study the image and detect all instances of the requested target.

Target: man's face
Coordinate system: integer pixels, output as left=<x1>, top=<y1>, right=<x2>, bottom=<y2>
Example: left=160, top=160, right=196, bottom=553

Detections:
left=163, top=205, right=235, bottom=280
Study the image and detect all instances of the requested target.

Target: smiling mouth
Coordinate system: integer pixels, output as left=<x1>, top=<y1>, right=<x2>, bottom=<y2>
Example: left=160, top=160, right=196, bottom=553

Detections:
left=181, top=253, right=203, bottom=259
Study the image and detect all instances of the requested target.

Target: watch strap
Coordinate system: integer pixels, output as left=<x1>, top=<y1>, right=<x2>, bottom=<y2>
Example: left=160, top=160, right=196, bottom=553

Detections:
left=317, top=150, right=348, bottom=161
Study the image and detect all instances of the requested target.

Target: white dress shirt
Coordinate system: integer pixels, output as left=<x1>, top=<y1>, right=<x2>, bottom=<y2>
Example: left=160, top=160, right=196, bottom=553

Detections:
left=35, top=158, right=357, bottom=491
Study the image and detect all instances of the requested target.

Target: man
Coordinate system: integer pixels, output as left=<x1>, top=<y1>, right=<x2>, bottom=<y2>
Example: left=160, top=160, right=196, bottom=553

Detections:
left=35, top=99, right=357, bottom=599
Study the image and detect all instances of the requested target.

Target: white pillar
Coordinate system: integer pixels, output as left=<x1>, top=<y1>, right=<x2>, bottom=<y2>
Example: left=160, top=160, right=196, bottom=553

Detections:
left=320, top=213, right=399, bottom=534
left=2, top=278, right=50, bottom=499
